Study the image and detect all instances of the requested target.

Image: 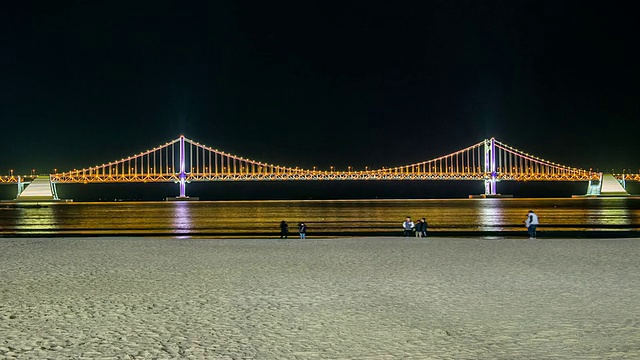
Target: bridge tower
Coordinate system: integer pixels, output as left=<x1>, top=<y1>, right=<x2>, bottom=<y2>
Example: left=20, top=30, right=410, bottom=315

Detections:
left=166, top=135, right=199, bottom=201
left=178, top=135, right=187, bottom=198
left=484, top=138, right=497, bottom=195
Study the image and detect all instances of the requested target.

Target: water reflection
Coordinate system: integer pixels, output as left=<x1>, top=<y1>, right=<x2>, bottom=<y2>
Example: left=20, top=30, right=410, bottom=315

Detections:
left=171, top=202, right=192, bottom=234
left=13, top=206, right=58, bottom=232
left=1, top=198, right=639, bottom=236
left=586, top=202, right=631, bottom=229
left=476, top=200, right=506, bottom=231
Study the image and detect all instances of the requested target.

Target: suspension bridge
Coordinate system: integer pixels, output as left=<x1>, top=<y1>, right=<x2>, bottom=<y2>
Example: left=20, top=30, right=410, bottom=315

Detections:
left=2, top=135, right=636, bottom=201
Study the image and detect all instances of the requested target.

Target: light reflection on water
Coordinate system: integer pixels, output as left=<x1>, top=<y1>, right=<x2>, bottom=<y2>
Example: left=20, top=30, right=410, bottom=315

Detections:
left=1, top=198, right=639, bottom=236
left=589, top=207, right=631, bottom=227
left=171, top=202, right=192, bottom=233
left=11, top=206, right=57, bottom=231
left=477, top=200, right=506, bottom=231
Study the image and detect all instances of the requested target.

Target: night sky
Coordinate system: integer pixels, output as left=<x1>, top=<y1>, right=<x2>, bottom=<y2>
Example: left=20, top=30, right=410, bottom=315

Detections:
left=2, top=0, right=639, bottom=177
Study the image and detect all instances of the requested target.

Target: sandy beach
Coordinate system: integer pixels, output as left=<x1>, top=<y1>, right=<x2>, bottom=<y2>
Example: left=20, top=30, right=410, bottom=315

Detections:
left=1, top=236, right=639, bottom=359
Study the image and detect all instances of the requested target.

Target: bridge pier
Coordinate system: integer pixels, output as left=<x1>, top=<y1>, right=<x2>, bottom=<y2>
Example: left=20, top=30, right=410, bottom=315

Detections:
left=575, top=173, right=629, bottom=197
left=8, top=175, right=70, bottom=202
left=484, top=179, right=497, bottom=196
left=167, top=171, right=198, bottom=200
left=17, top=176, right=25, bottom=197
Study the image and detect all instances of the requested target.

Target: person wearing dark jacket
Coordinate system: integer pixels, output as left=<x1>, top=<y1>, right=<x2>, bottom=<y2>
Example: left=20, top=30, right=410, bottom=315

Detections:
left=279, top=220, right=289, bottom=239
left=298, top=222, right=307, bottom=239
left=419, top=217, right=428, bottom=237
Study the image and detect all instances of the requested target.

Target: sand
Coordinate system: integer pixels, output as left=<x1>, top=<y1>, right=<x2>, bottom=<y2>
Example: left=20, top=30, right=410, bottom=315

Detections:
left=1, top=236, right=639, bottom=359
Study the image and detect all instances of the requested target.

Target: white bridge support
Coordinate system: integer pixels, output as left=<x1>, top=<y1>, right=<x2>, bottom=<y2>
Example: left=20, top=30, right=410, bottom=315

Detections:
left=484, top=138, right=497, bottom=195
left=178, top=135, right=187, bottom=198
left=15, top=175, right=59, bottom=201
left=585, top=173, right=629, bottom=196
left=17, top=176, right=25, bottom=196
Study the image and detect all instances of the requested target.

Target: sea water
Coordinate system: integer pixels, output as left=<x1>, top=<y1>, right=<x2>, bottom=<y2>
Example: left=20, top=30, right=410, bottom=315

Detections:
left=1, top=198, right=639, bottom=237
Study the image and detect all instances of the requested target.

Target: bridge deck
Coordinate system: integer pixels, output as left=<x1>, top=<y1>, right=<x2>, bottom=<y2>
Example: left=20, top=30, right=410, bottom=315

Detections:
left=49, top=172, right=603, bottom=183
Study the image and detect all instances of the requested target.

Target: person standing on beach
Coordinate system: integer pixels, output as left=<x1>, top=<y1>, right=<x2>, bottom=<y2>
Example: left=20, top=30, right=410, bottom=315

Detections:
left=402, top=217, right=414, bottom=237
left=525, top=210, right=539, bottom=239
left=279, top=220, right=289, bottom=239
left=298, top=222, right=307, bottom=239
left=419, top=217, right=428, bottom=237
left=414, top=219, right=422, bottom=237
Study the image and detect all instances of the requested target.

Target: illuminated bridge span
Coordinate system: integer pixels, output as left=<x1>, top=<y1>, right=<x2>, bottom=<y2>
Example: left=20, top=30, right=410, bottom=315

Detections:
left=47, top=135, right=606, bottom=197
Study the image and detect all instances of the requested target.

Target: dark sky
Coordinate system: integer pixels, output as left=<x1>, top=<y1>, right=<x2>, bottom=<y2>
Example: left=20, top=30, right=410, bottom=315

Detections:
left=2, top=0, right=638, bottom=175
